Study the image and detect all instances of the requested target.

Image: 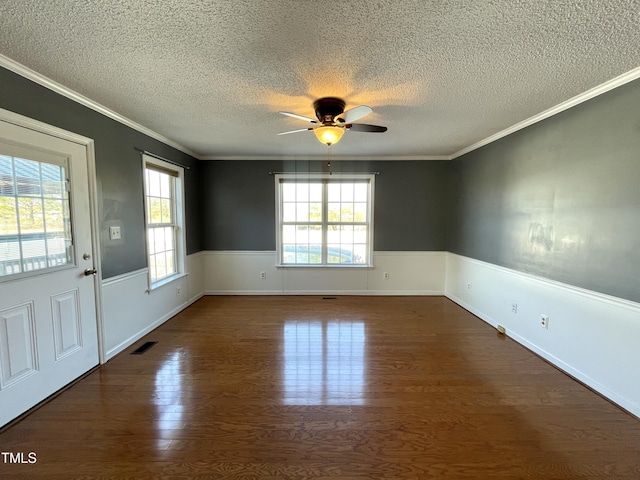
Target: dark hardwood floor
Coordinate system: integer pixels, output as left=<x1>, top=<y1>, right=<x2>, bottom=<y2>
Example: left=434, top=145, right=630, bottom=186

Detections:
left=1, top=296, right=639, bottom=479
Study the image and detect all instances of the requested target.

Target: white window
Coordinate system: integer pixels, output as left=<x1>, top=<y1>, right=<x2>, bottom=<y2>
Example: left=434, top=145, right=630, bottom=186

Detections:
left=143, top=155, right=185, bottom=289
left=275, top=174, right=374, bottom=266
left=1, top=148, right=72, bottom=278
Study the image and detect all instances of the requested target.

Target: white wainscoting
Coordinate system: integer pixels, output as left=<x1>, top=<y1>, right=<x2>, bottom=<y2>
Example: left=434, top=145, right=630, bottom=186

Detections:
left=101, top=253, right=205, bottom=360
left=99, top=250, right=639, bottom=416
left=186, top=251, right=206, bottom=305
left=444, top=252, right=640, bottom=418
left=99, top=251, right=442, bottom=361
left=200, top=251, right=446, bottom=295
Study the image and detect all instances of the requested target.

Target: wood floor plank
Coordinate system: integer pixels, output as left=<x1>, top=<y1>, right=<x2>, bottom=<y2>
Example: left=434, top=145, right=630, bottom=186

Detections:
left=1, top=296, right=639, bottom=479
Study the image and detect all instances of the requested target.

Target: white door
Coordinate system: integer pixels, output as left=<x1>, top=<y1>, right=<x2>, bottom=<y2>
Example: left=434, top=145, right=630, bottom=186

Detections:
left=0, top=118, right=99, bottom=427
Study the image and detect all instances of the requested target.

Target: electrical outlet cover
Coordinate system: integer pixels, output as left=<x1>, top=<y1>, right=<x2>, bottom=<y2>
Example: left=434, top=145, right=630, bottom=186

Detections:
left=109, top=225, right=121, bottom=240
left=541, top=314, right=549, bottom=329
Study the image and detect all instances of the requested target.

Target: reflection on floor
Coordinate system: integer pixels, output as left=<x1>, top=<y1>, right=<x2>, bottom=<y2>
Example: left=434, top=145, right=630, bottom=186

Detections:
left=1, top=295, right=640, bottom=478
left=283, top=320, right=365, bottom=405
left=154, top=351, right=185, bottom=448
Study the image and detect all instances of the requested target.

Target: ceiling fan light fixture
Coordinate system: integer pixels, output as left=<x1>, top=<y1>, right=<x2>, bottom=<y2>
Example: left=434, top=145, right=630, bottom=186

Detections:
left=279, top=97, right=386, bottom=146
left=314, top=125, right=344, bottom=146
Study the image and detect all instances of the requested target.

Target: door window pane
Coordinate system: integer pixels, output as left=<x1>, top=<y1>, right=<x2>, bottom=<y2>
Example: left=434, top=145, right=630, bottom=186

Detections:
left=0, top=154, right=72, bottom=277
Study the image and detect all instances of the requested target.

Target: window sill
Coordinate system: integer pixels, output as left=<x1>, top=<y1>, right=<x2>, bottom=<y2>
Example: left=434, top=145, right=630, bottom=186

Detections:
left=146, top=272, right=187, bottom=293
left=276, top=264, right=374, bottom=269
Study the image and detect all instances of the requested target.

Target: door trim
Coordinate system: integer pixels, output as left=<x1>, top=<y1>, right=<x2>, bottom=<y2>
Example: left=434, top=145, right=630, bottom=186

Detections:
left=0, top=107, right=106, bottom=364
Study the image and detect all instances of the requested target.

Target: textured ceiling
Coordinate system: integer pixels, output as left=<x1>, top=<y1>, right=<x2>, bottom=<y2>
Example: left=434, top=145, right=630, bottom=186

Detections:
left=1, top=1, right=639, bottom=160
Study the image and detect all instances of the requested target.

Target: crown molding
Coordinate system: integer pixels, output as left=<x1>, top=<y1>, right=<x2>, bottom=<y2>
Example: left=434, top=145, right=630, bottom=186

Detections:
left=3, top=53, right=639, bottom=163
left=450, top=66, right=640, bottom=160
left=200, top=154, right=450, bottom=161
left=0, top=53, right=202, bottom=160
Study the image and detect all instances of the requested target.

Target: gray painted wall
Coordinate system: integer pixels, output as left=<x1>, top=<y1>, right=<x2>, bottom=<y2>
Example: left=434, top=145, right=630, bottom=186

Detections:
left=4, top=63, right=640, bottom=303
left=448, top=79, right=640, bottom=302
left=201, top=160, right=450, bottom=251
left=0, top=67, right=202, bottom=279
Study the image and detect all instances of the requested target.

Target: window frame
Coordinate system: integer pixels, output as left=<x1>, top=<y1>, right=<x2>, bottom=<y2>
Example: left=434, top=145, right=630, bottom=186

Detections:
left=275, top=173, right=375, bottom=267
left=0, top=142, right=74, bottom=282
left=142, top=154, right=186, bottom=290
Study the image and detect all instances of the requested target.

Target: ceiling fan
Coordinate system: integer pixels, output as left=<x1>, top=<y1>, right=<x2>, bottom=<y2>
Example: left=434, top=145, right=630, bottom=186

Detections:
left=278, top=97, right=387, bottom=146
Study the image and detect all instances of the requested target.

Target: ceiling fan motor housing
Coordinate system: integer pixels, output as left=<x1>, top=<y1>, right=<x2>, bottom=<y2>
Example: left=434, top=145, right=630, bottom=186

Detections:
left=314, top=97, right=346, bottom=124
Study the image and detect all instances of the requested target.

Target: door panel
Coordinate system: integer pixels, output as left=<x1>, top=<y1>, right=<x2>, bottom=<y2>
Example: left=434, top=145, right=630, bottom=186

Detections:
left=0, top=302, right=37, bottom=387
left=0, top=119, right=99, bottom=427
left=51, top=289, right=82, bottom=360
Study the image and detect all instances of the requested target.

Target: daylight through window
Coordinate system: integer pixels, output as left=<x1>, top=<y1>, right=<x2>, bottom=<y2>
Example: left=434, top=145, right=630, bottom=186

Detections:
left=144, top=158, right=184, bottom=286
left=0, top=153, right=72, bottom=277
left=276, top=174, right=374, bottom=266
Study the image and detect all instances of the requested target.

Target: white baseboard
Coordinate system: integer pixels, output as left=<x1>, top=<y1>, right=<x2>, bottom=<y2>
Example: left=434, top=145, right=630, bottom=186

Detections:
left=200, top=250, right=446, bottom=295
left=204, top=290, right=287, bottom=296
left=98, top=249, right=640, bottom=417
left=99, top=251, right=444, bottom=361
left=445, top=252, right=640, bottom=418
left=204, top=289, right=444, bottom=296
left=187, top=292, right=205, bottom=305
left=105, top=300, right=188, bottom=360
left=101, top=265, right=194, bottom=361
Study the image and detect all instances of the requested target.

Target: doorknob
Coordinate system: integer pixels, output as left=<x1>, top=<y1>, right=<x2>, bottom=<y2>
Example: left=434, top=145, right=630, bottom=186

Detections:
left=84, top=268, right=98, bottom=276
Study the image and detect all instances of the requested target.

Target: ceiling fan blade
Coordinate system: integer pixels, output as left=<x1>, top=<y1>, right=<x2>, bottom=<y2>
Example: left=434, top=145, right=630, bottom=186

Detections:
left=279, top=111, right=317, bottom=123
left=346, top=123, right=387, bottom=133
left=342, top=105, right=372, bottom=123
left=277, top=128, right=313, bottom=135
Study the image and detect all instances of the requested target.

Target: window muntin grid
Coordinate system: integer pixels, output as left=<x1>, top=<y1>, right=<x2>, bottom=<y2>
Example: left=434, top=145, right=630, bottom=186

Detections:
left=145, top=167, right=177, bottom=283
left=0, top=154, right=72, bottom=277
left=278, top=176, right=373, bottom=266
